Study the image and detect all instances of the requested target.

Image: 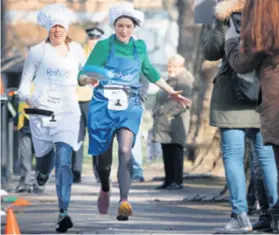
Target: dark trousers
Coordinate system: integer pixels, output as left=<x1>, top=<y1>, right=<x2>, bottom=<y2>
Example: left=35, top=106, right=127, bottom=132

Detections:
left=161, top=143, right=184, bottom=185
left=18, top=131, right=34, bottom=185
left=272, top=145, right=279, bottom=210
left=72, top=101, right=89, bottom=173
left=72, top=101, right=98, bottom=178
left=247, top=149, right=269, bottom=212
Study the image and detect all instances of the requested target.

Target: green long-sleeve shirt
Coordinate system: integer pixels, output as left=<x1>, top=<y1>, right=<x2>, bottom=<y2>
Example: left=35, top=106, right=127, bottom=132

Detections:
left=79, top=35, right=160, bottom=83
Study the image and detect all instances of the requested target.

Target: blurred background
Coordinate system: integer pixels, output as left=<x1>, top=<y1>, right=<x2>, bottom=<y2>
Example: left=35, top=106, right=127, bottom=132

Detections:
left=1, top=0, right=224, bottom=187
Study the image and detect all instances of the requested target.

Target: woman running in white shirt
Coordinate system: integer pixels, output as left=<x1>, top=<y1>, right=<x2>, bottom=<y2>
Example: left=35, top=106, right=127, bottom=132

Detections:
left=18, top=4, right=86, bottom=233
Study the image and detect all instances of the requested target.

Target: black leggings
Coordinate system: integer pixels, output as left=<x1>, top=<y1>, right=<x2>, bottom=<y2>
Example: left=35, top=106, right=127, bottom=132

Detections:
left=161, top=143, right=184, bottom=185
left=96, top=128, right=134, bottom=200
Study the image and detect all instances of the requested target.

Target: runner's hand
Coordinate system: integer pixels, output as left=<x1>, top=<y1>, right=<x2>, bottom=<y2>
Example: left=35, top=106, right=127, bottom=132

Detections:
left=169, top=90, right=191, bottom=109
left=79, top=75, right=92, bottom=86
left=90, top=80, right=99, bottom=87
left=79, top=75, right=98, bottom=86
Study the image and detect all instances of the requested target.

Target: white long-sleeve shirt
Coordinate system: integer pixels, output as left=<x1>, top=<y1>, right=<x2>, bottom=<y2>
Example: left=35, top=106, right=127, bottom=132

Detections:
left=18, top=40, right=86, bottom=156
left=18, top=41, right=86, bottom=104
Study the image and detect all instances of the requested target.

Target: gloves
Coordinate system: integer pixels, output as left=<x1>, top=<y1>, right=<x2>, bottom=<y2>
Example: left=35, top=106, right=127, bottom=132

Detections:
left=225, top=18, right=240, bottom=41
left=212, top=18, right=224, bottom=31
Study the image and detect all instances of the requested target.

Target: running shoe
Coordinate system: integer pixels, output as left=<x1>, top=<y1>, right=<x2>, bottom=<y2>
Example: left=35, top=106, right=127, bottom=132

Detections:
left=117, top=199, right=133, bottom=221
left=97, top=190, right=110, bottom=214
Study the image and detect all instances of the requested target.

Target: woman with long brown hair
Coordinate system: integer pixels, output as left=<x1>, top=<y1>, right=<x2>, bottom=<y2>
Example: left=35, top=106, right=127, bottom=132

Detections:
left=225, top=0, right=279, bottom=232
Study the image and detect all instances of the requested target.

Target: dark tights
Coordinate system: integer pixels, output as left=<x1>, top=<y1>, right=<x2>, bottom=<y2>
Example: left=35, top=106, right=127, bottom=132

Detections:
left=96, top=128, right=134, bottom=200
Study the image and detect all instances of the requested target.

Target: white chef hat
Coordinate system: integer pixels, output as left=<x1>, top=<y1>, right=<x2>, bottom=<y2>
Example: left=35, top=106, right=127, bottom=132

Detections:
left=109, top=2, right=144, bottom=28
left=37, top=4, right=74, bottom=31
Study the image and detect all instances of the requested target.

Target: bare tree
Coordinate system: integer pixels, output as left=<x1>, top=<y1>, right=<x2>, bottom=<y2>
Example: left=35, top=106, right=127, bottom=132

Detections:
left=175, top=0, right=223, bottom=176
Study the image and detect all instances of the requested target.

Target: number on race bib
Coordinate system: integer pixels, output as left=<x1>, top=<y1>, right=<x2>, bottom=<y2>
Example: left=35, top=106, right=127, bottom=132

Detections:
left=104, top=89, right=128, bottom=111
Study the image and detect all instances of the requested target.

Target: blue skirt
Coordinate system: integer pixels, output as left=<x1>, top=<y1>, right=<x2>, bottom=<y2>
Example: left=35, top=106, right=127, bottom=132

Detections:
left=88, top=96, right=143, bottom=155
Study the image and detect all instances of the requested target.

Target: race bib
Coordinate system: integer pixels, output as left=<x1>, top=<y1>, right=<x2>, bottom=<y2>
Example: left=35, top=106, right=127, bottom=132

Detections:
left=103, top=89, right=128, bottom=111
left=42, top=116, right=56, bottom=127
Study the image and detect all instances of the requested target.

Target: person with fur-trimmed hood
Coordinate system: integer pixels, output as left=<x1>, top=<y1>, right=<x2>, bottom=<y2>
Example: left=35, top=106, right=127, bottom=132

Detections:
left=224, top=0, right=279, bottom=233
left=203, top=0, right=277, bottom=233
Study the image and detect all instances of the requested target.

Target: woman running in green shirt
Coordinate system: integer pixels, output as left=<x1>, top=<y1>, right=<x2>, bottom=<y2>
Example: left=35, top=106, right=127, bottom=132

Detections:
left=79, top=3, right=190, bottom=221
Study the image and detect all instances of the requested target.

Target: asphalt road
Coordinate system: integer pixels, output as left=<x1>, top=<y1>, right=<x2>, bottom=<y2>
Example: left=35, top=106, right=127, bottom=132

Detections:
left=1, top=168, right=258, bottom=234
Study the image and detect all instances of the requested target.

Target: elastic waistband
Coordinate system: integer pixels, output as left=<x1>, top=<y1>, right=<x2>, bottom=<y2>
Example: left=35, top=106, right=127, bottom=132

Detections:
left=95, top=86, right=139, bottom=97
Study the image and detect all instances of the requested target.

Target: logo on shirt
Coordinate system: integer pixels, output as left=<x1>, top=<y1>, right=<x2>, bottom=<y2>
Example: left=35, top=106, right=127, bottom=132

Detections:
left=110, top=70, right=133, bottom=82
left=46, top=68, right=70, bottom=78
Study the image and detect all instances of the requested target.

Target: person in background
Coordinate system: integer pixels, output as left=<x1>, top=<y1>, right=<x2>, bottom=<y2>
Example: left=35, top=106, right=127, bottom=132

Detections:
left=131, top=75, right=149, bottom=183
left=131, top=133, right=144, bottom=182
left=246, top=151, right=260, bottom=215
left=13, top=93, right=35, bottom=193
left=247, top=145, right=271, bottom=231
left=153, top=54, right=193, bottom=190
left=72, top=26, right=104, bottom=183
left=84, top=27, right=105, bottom=57
left=146, top=129, right=162, bottom=163
left=204, top=0, right=277, bottom=233
left=224, top=0, right=279, bottom=232
left=13, top=84, right=45, bottom=194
